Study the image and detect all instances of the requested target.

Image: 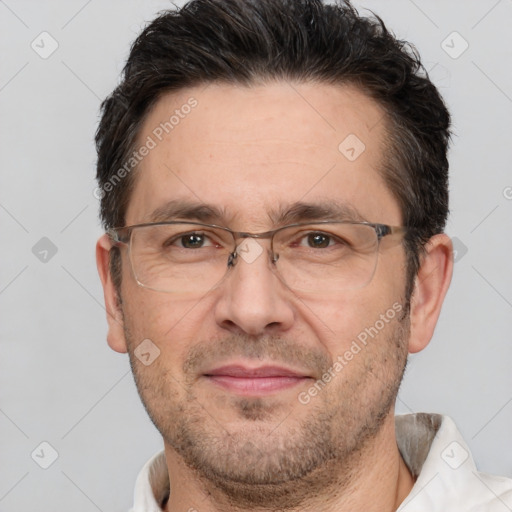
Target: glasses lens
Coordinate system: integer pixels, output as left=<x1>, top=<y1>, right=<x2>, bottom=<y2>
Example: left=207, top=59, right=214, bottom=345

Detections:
left=129, top=223, right=233, bottom=293
left=273, top=223, right=379, bottom=292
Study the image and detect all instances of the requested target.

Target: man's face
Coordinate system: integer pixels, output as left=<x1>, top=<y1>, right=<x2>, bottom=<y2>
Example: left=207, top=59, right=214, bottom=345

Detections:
left=111, top=82, right=411, bottom=497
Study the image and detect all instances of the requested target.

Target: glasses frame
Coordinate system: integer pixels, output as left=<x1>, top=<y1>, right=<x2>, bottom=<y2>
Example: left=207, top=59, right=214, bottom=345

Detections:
left=108, top=220, right=409, bottom=292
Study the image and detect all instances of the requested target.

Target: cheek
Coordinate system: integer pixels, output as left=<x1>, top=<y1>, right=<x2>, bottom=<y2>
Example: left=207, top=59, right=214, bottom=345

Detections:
left=121, top=285, right=217, bottom=362
left=295, top=283, right=406, bottom=358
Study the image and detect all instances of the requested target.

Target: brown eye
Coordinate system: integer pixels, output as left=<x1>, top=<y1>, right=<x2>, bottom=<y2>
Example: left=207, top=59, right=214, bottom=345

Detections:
left=163, top=232, right=212, bottom=249
left=180, top=233, right=205, bottom=248
left=306, top=233, right=332, bottom=248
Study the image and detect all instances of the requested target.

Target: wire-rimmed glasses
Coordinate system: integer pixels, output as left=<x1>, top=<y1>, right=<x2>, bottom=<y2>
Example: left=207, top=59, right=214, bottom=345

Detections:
left=108, top=221, right=407, bottom=295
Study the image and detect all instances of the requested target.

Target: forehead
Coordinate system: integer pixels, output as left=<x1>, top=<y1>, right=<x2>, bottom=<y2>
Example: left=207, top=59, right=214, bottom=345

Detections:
left=125, top=81, right=401, bottom=227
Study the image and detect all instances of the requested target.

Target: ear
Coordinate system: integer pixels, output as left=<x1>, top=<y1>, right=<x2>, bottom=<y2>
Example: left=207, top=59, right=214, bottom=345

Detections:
left=96, top=234, right=128, bottom=353
left=408, top=233, right=453, bottom=354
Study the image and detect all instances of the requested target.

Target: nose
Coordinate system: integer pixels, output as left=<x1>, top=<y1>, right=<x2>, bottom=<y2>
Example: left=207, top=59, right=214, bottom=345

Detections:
left=214, top=239, right=295, bottom=336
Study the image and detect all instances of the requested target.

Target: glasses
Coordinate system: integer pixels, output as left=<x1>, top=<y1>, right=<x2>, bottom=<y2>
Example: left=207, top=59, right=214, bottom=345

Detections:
left=108, top=221, right=407, bottom=295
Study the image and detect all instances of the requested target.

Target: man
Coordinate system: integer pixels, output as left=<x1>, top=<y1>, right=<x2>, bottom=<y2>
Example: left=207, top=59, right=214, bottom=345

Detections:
left=95, top=1, right=512, bottom=510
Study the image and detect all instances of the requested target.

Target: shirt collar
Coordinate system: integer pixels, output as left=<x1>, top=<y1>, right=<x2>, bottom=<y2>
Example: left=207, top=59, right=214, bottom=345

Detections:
left=132, top=449, right=169, bottom=512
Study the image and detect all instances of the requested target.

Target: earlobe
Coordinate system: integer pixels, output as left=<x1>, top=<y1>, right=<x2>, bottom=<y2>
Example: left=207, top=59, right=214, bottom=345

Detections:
left=408, top=234, right=453, bottom=354
left=96, top=234, right=128, bottom=353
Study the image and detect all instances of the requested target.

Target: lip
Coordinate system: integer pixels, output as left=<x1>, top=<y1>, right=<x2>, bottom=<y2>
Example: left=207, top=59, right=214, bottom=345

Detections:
left=203, top=365, right=311, bottom=396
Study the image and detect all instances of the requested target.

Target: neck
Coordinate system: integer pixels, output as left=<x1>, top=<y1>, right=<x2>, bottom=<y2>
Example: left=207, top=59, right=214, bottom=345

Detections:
left=162, top=412, right=414, bottom=512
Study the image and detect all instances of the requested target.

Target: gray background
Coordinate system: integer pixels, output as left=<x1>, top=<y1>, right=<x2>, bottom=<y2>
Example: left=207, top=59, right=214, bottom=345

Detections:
left=1, top=0, right=511, bottom=510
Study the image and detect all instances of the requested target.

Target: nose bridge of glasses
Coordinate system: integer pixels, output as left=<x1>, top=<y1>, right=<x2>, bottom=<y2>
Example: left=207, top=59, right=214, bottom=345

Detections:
left=229, top=229, right=279, bottom=267
left=232, top=228, right=275, bottom=241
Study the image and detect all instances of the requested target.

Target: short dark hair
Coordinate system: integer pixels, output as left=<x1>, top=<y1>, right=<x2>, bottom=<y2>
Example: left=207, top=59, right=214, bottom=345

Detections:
left=96, top=0, right=451, bottom=299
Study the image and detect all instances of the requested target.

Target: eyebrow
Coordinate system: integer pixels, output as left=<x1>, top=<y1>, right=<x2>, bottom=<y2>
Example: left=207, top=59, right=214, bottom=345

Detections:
left=268, top=201, right=367, bottom=225
left=147, top=200, right=227, bottom=224
left=144, top=199, right=367, bottom=226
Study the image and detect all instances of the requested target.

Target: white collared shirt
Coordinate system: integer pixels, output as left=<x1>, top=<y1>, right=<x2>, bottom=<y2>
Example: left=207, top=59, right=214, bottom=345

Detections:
left=130, top=413, right=512, bottom=511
